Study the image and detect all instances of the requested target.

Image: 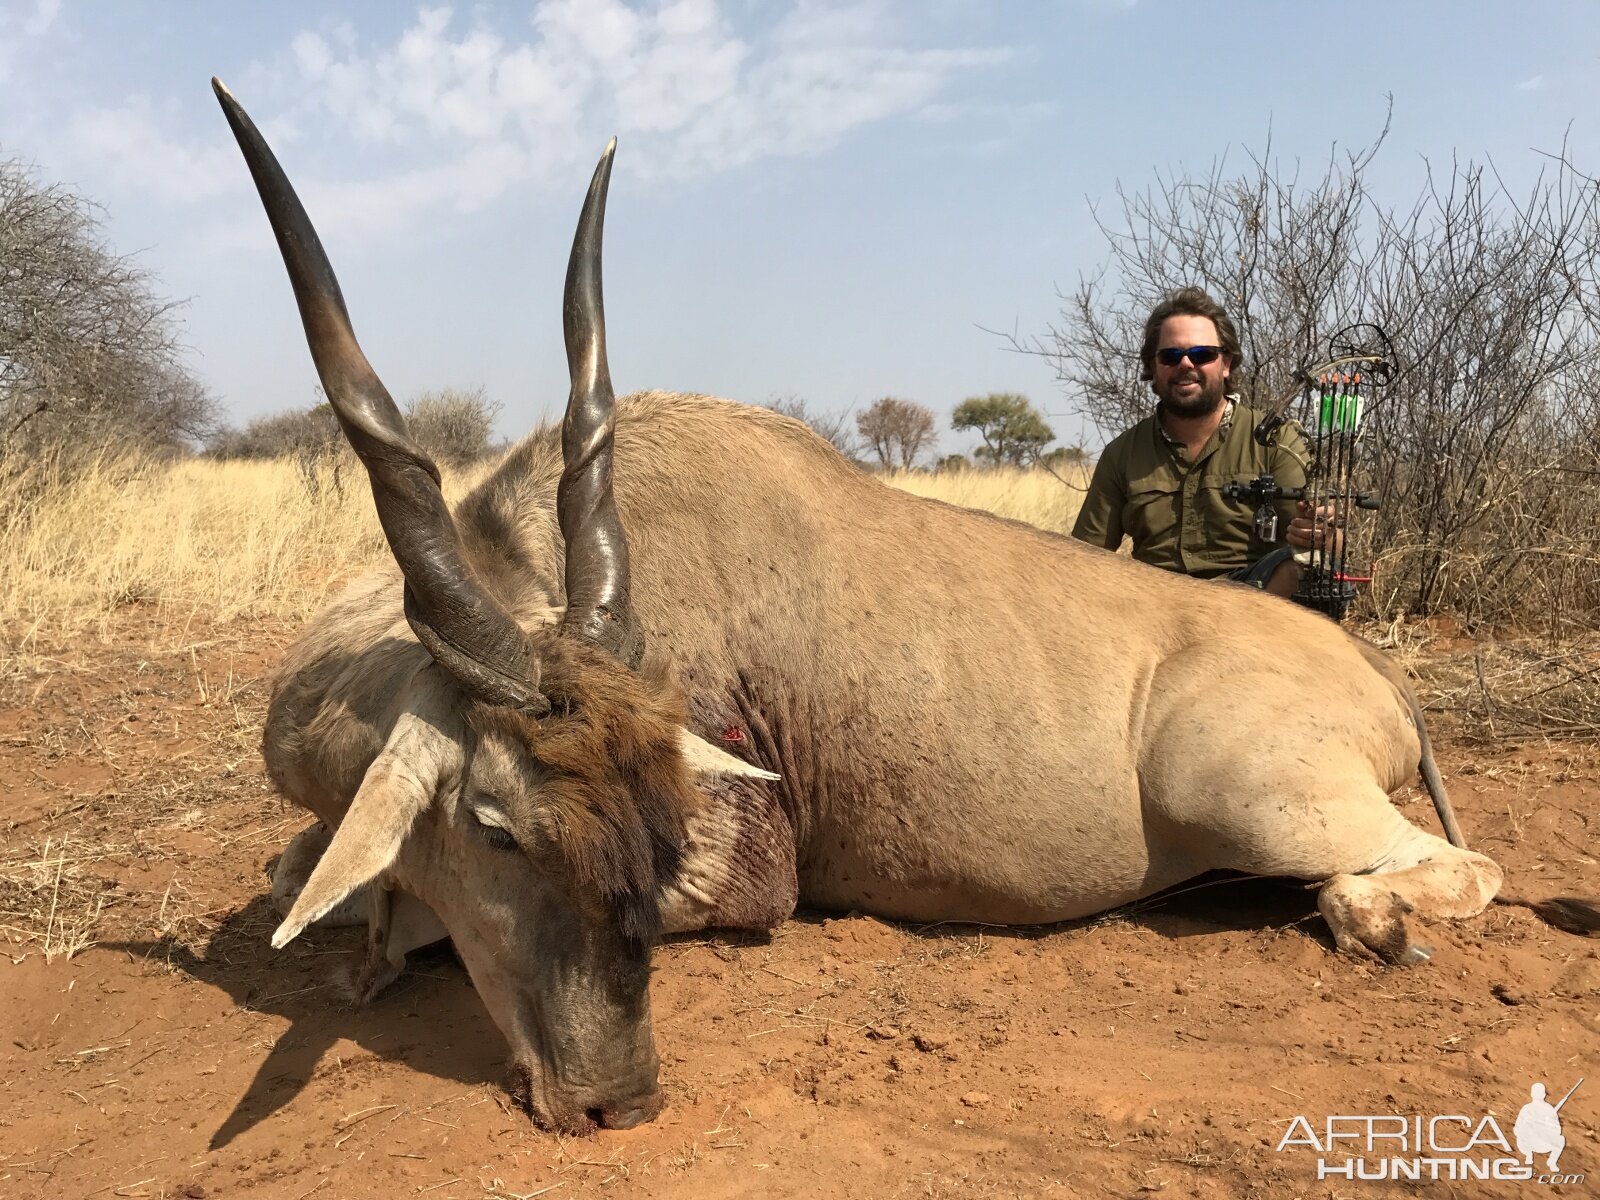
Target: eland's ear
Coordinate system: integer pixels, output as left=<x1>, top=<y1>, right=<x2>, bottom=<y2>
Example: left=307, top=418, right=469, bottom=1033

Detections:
left=272, top=711, right=449, bottom=949
left=677, top=728, right=780, bottom=780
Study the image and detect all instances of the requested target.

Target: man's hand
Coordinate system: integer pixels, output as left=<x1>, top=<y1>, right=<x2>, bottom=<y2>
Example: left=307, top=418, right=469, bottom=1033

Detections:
left=1286, top=499, right=1342, bottom=552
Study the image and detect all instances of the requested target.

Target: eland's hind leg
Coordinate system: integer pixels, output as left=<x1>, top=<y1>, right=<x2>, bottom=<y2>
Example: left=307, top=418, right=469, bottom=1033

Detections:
left=1209, top=782, right=1502, bottom=965
left=1315, top=825, right=1501, bottom=964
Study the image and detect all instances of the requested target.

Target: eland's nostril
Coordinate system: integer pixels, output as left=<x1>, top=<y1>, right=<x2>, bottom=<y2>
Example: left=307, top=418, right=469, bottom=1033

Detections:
left=598, top=1105, right=647, bottom=1130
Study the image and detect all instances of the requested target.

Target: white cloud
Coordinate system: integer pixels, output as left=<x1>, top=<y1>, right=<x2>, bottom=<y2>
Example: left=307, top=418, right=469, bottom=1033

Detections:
left=67, top=97, right=241, bottom=203
left=1515, top=74, right=1544, bottom=92
left=612, top=0, right=748, bottom=136
left=39, top=2, right=1009, bottom=247
left=0, top=0, right=64, bottom=83
left=277, top=2, right=1008, bottom=178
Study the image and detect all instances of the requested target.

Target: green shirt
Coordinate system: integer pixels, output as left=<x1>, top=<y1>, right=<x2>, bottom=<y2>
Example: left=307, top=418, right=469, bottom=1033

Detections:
left=1071, top=401, right=1308, bottom=578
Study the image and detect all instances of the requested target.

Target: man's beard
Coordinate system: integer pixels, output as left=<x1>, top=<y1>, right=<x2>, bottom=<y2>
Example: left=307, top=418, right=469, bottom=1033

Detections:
left=1156, top=372, right=1226, bottom=420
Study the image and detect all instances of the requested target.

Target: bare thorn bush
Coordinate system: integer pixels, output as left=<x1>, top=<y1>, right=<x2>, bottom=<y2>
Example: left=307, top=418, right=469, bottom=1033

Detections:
left=404, top=386, right=502, bottom=467
left=0, top=155, right=216, bottom=463
left=1028, top=117, right=1600, bottom=633
left=856, top=396, right=938, bottom=469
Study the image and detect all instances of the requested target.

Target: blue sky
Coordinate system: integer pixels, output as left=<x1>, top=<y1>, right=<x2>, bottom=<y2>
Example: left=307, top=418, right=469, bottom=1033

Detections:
left=2, top=0, right=1595, bottom=455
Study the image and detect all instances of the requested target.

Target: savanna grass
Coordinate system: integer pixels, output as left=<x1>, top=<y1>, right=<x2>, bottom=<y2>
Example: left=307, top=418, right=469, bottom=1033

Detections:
left=0, top=449, right=495, bottom=671
left=0, top=448, right=1081, bottom=665
left=881, top=462, right=1089, bottom=536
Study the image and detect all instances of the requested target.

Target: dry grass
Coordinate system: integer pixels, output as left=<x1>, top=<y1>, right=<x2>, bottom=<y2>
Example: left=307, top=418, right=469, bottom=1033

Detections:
left=0, top=451, right=1082, bottom=657
left=0, top=450, right=498, bottom=671
left=7, top=445, right=1597, bottom=738
left=0, top=836, right=114, bottom=963
left=881, top=463, right=1089, bottom=536
left=1374, top=619, right=1600, bottom=741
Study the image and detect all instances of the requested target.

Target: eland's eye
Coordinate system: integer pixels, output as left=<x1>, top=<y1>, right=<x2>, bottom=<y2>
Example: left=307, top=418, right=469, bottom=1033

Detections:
left=471, top=811, right=520, bottom=853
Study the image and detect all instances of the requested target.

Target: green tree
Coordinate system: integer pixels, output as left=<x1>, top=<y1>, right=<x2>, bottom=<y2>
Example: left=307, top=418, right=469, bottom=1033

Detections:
left=951, top=393, right=1054, bottom=466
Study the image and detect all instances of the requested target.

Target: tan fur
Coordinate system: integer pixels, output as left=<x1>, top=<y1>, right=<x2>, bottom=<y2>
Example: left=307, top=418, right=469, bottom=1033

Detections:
left=269, top=823, right=368, bottom=927
left=264, top=391, right=1587, bottom=1130
left=268, top=392, right=1507, bottom=945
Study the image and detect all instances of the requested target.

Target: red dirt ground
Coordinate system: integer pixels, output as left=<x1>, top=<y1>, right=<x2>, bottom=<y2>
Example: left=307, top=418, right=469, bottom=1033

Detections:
left=1, top=616, right=1596, bottom=1199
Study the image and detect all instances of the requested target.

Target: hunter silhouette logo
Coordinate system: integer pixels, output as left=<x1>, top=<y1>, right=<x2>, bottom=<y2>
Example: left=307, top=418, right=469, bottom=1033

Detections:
left=1276, top=1076, right=1586, bottom=1184
left=1515, top=1078, right=1581, bottom=1172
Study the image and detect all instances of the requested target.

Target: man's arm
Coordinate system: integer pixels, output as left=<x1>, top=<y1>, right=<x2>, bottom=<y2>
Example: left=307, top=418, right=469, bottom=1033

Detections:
left=1071, top=451, right=1125, bottom=550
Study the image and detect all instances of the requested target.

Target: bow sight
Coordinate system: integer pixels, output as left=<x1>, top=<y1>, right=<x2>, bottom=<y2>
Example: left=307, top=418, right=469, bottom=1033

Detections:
left=1225, top=324, right=1394, bottom=622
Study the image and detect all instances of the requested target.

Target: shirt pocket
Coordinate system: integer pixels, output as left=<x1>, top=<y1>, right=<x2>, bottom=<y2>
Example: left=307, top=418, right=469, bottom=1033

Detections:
left=1121, top=468, right=1182, bottom=549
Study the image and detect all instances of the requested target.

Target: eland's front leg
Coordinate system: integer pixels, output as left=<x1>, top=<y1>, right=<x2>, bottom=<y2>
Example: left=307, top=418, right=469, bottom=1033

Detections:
left=353, top=885, right=449, bottom=1003
left=353, top=881, right=396, bottom=1003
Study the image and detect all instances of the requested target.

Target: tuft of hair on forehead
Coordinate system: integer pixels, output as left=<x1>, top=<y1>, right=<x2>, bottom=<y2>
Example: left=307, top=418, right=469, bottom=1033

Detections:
left=467, top=635, right=697, bottom=946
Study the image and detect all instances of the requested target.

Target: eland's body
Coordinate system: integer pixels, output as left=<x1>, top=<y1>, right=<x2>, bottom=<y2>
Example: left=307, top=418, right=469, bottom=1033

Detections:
left=215, top=77, right=1592, bottom=1135
left=271, top=389, right=1463, bottom=930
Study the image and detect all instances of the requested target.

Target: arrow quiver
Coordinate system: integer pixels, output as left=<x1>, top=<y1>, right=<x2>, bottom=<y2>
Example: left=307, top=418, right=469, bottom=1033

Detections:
left=1242, top=324, right=1394, bottom=622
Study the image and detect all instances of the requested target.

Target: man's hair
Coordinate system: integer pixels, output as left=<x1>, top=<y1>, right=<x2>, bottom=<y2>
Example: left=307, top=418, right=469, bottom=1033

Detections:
left=1139, top=287, right=1244, bottom=381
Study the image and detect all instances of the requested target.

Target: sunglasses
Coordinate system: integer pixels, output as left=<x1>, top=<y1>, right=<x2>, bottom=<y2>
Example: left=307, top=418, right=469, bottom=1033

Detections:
left=1155, top=345, right=1224, bottom=368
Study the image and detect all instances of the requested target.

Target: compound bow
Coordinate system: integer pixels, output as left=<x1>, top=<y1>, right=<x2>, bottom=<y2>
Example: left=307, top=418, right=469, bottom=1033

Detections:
left=1222, top=323, right=1395, bottom=622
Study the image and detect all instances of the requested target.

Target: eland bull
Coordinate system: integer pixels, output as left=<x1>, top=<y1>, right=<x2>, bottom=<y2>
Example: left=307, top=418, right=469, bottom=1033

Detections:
left=214, top=80, right=1597, bottom=1134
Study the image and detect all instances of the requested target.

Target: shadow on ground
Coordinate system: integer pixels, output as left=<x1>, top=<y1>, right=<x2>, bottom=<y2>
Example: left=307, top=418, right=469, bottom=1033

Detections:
left=786, top=870, right=1333, bottom=952
left=95, top=872, right=1330, bottom=1148
left=98, top=893, right=497, bottom=1149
